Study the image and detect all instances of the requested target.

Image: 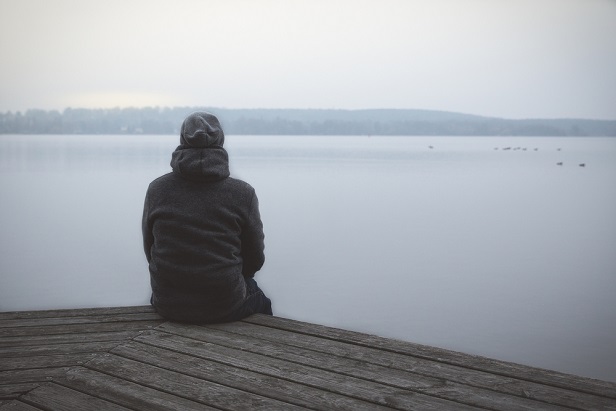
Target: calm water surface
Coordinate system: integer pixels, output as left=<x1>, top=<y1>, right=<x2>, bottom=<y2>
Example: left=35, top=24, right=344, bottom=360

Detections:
left=1, top=134, right=615, bottom=382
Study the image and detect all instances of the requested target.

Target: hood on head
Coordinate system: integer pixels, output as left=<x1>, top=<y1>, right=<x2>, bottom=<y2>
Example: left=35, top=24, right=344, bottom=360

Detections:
left=180, top=112, right=225, bottom=148
left=171, top=145, right=230, bottom=182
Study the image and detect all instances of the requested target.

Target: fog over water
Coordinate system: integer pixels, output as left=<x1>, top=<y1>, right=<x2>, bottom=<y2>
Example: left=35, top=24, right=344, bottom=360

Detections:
left=1, top=134, right=615, bottom=382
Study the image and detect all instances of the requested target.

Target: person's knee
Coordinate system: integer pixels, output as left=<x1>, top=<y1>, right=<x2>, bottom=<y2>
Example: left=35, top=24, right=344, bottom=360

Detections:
left=260, top=295, right=273, bottom=316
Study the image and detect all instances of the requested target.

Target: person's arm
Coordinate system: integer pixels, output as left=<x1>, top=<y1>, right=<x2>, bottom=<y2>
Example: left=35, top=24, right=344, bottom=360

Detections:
left=241, top=190, right=265, bottom=278
left=142, top=189, right=154, bottom=264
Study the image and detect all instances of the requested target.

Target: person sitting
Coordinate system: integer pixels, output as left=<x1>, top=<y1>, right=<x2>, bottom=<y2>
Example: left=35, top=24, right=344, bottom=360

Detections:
left=142, top=111, right=272, bottom=323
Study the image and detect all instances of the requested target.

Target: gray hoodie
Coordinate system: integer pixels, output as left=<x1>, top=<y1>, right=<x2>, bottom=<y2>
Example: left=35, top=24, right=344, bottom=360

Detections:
left=142, top=112, right=265, bottom=323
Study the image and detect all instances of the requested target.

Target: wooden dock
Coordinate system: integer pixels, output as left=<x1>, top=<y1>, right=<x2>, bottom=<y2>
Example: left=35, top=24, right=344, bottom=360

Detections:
left=1, top=306, right=615, bottom=410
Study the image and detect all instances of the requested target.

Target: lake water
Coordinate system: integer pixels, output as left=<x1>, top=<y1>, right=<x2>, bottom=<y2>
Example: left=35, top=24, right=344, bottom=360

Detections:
left=1, top=134, right=615, bottom=382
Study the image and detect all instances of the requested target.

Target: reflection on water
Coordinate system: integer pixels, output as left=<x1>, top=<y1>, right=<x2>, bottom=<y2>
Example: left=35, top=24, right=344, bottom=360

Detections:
left=1, top=134, right=615, bottom=382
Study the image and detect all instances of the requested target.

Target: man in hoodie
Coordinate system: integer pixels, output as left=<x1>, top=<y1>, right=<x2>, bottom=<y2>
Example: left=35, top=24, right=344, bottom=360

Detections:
left=142, top=111, right=272, bottom=323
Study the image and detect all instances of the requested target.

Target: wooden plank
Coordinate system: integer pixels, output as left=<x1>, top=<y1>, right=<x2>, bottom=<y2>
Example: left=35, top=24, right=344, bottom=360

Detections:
left=0, top=320, right=163, bottom=338
left=19, top=382, right=133, bottom=411
left=0, top=313, right=162, bottom=329
left=0, top=368, right=71, bottom=385
left=84, top=353, right=308, bottom=410
left=0, top=341, right=120, bottom=358
left=113, top=340, right=392, bottom=411
left=157, top=322, right=569, bottom=411
left=58, top=367, right=218, bottom=411
left=206, top=320, right=614, bottom=411
left=0, top=354, right=97, bottom=371
left=135, top=329, right=478, bottom=410
left=2, top=306, right=613, bottom=410
left=0, top=384, right=40, bottom=400
left=0, top=305, right=156, bottom=321
left=244, top=314, right=616, bottom=399
left=0, top=330, right=144, bottom=348
left=0, top=400, right=44, bottom=410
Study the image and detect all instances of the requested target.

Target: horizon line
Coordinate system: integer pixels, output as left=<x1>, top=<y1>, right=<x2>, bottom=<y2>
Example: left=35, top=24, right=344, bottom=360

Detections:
left=1, top=106, right=615, bottom=122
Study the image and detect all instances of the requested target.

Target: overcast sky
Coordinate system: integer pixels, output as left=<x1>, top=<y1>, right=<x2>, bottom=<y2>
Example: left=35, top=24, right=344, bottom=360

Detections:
left=1, top=0, right=615, bottom=119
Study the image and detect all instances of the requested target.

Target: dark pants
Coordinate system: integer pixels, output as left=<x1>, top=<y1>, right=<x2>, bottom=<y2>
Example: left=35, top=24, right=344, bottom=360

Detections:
left=150, top=277, right=272, bottom=324
left=222, top=277, right=273, bottom=322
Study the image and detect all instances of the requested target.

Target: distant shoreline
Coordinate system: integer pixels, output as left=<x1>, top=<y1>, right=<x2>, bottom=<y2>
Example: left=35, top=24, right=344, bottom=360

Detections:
left=1, top=107, right=615, bottom=136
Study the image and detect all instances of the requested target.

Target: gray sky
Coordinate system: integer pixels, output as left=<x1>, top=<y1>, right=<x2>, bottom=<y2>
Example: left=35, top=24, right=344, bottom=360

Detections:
left=1, top=0, right=615, bottom=119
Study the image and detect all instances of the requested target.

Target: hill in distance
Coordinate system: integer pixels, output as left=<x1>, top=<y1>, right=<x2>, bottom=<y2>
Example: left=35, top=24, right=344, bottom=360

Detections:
left=1, top=107, right=614, bottom=136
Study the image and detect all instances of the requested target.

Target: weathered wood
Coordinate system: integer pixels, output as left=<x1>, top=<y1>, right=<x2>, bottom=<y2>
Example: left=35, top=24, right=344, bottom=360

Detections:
left=0, top=320, right=163, bottom=338
left=0, top=399, right=44, bottom=410
left=158, top=322, right=569, bottom=411
left=0, top=354, right=97, bottom=371
left=83, top=354, right=308, bottom=410
left=136, top=329, right=477, bottom=410
left=0, top=330, right=144, bottom=348
left=0, top=306, right=155, bottom=321
left=208, top=319, right=613, bottom=410
left=112, top=340, right=392, bottom=411
left=0, top=341, right=121, bottom=358
left=244, top=313, right=616, bottom=399
left=1, top=306, right=614, bottom=410
left=0, top=368, right=71, bottom=385
left=0, top=384, right=40, bottom=400
left=0, top=312, right=162, bottom=329
left=19, top=382, right=132, bottom=411
left=58, top=367, right=217, bottom=411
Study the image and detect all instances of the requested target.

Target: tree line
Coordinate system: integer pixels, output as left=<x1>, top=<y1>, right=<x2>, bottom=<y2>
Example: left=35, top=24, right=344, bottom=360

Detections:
left=1, top=107, right=614, bottom=136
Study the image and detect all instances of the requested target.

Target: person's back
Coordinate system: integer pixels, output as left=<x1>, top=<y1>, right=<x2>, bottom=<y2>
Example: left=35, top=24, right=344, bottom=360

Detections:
left=142, top=112, right=272, bottom=323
